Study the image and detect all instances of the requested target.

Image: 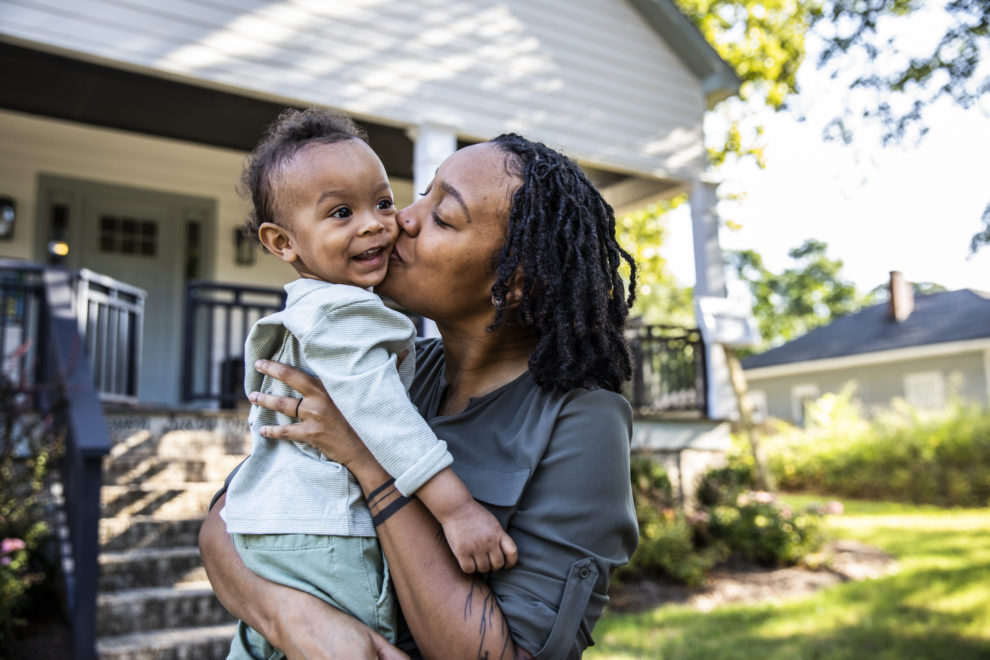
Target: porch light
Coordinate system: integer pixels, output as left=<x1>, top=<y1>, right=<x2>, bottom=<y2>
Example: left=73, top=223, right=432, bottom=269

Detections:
left=48, top=240, right=70, bottom=257
left=234, top=228, right=256, bottom=266
left=0, top=197, right=15, bottom=240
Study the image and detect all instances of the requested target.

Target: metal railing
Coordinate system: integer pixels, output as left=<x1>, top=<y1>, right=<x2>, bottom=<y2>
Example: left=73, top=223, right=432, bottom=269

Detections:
left=627, top=324, right=707, bottom=417
left=0, top=260, right=125, bottom=659
left=182, top=280, right=287, bottom=408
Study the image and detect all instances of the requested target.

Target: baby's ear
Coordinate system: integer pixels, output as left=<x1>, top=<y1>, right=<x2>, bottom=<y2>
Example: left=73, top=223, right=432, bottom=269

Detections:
left=258, top=222, right=297, bottom=263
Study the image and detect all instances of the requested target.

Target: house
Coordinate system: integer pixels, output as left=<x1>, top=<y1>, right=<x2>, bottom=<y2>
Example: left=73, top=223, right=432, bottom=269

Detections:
left=0, top=0, right=740, bottom=413
left=743, top=271, right=990, bottom=424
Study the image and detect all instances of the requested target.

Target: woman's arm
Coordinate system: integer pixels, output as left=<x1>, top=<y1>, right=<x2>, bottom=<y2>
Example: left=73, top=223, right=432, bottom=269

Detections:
left=198, top=494, right=408, bottom=660
left=251, top=359, right=533, bottom=659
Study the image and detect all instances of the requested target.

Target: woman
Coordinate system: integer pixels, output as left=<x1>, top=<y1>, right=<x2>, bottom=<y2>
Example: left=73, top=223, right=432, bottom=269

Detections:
left=199, top=133, right=639, bottom=659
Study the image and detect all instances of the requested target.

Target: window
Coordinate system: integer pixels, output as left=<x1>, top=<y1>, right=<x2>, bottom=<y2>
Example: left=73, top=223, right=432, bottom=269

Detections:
left=746, top=390, right=768, bottom=423
left=790, top=384, right=820, bottom=426
left=99, top=215, right=157, bottom=256
left=904, top=371, right=945, bottom=409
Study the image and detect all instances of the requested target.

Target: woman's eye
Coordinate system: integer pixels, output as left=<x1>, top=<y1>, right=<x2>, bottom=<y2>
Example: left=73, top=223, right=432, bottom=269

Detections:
left=377, top=198, right=394, bottom=210
left=431, top=211, right=449, bottom=228
left=329, top=207, right=352, bottom=219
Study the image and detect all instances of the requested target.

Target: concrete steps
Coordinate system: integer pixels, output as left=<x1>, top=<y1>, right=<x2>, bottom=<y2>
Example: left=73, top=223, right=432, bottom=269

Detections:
left=96, top=410, right=249, bottom=660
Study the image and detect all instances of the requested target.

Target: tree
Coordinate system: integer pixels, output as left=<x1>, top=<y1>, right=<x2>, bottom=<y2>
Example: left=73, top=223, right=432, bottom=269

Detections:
left=673, top=0, right=990, bottom=249
left=616, top=198, right=696, bottom=327
left=728, top=239, right=868, bottom=350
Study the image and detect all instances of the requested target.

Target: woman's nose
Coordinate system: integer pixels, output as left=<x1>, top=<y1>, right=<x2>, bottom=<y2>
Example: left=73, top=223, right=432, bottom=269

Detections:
left=396, top=206, right=421, bottom=236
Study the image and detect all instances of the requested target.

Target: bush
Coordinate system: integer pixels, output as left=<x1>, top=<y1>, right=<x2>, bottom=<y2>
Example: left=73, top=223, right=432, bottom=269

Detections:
left=755, top=390, right=990, bottom=507
left=617, top=457, right=826, bottom=586
left=0, top=366, right=64, bottom=649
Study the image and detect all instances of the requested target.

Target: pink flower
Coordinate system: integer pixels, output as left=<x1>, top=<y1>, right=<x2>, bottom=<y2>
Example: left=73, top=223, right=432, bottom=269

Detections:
left=825, top=501, right=844, bottom=516
left=753, top=491, right=775, bottom=504
left=1, top=538, right=26, bottom=554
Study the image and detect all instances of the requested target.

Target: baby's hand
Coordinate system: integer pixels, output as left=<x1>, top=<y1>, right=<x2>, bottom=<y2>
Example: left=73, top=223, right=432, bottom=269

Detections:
left=441, top=500, right=518, bottom=573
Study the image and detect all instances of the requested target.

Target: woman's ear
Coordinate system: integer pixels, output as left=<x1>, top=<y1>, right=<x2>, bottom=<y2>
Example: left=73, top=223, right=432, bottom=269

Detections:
left=258, top=222, right=297, bottom=263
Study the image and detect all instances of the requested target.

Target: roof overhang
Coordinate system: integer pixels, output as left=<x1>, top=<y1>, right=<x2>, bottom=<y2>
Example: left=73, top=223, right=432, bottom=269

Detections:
left=626, top=0, right=740, bottom=108
left=744, top=337, right=990, bottom=381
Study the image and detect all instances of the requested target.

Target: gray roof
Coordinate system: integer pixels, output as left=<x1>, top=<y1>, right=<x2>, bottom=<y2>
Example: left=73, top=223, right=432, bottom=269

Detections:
left=742, top=289, right=990, bottom=370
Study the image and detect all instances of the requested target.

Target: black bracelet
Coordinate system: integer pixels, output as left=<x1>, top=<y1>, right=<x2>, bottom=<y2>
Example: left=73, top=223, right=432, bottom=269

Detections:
left=371, top=493, right=412, bottom=527
left=366, top=477, right=396, bottom=504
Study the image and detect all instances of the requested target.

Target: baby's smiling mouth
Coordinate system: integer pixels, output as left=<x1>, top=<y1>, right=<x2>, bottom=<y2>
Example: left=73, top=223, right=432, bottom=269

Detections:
left=353, top=247, right=385, bottom=262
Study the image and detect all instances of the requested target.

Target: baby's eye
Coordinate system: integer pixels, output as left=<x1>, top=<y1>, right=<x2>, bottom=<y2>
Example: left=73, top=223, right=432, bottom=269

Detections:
left=377, top=198, right=394, bottom=211
left=329, top=207, right=352, bottom=219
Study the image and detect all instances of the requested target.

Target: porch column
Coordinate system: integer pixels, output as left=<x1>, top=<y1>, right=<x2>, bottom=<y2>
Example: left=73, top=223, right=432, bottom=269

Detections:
left=690, top=178, right=736, bottom=420
left=405, top=122, right=458, bottom=338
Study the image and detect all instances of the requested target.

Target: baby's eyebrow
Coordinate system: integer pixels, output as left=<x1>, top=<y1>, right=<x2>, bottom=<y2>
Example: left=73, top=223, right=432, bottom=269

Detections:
left=315, top=188, right=348, bottom=205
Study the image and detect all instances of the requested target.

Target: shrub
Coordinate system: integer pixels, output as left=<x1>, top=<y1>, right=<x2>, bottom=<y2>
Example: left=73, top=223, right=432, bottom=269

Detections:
left=618, top=457, right=826, bottom=586
left=0, top=365, right=64, bottom=649
left=754, top=390, right=990, bottom=507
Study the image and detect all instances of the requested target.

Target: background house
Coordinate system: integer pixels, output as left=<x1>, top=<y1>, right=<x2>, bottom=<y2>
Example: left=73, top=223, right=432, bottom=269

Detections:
left=0, top=0, right=740, bottom=412
left=743, top=271, right=990, bottom=425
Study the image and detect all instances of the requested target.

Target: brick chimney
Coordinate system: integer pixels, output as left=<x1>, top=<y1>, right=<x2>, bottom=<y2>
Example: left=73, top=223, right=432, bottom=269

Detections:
left=888, top=270, right=914, bottom=322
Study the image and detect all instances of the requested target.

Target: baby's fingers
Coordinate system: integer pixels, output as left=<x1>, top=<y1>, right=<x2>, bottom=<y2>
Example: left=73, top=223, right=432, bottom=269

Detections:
left=500, top=534, right=518, bottom=570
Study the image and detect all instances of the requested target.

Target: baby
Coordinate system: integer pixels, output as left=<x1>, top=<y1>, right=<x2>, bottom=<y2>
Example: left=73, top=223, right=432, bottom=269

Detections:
left=220, top=107, right=516, bottom=659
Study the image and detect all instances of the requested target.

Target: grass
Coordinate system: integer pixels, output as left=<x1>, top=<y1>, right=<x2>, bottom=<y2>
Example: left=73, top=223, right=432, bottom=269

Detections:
left=587, top=495, right=990, bottom=660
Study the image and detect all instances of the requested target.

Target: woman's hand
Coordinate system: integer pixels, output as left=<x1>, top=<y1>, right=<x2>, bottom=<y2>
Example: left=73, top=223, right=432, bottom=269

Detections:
left=248, top=358, right=372, bottom=469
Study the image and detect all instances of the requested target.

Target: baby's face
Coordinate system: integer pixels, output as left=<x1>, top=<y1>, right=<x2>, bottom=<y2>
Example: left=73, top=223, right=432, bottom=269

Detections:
left=277, top=139, right=399, bottom=288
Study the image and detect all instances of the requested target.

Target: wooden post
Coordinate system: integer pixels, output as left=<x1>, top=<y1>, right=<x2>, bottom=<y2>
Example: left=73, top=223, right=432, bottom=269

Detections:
left=724, top=347, right=776, bottom=491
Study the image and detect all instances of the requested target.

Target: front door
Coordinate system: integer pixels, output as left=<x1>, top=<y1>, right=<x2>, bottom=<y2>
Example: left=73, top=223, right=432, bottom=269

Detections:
left=37, top=175, right=215, bottom=406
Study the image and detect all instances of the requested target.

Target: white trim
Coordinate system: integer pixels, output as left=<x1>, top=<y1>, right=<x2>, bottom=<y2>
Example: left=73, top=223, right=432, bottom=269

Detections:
left=745, top=337, right=990, bottom=381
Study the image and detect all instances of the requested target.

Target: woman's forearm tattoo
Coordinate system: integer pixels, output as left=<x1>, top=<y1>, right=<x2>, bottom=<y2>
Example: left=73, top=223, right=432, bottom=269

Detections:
left=465, top=576, right=513, bottom=660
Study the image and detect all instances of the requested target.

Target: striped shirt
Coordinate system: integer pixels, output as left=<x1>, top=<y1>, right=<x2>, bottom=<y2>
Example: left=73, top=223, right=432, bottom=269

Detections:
left=221, top=278, right=452, bottom=537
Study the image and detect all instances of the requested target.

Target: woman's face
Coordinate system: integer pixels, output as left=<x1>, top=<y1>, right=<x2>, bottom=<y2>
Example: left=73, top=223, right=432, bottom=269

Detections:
left=378, top=142, right=520, bottom=325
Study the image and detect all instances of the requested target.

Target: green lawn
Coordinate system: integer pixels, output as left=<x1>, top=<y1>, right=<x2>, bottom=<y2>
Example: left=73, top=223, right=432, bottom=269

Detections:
left=587, top=496, right=990, bottom=660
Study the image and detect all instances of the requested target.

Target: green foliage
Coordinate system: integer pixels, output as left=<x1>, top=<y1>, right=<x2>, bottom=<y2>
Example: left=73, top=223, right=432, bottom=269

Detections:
left=728, top=239, right=870, bottom=351
left=708, top=495, right=826, bottom=566
left=616, top=199, right=695, bottom=327
left=618, top=456, right=826, bottom=586
left=696, top=464, right=756, bottom=507
left=758, top=388, right=990, bottom=507
left=673, top=0, right=816, bottom=166
left=0, top=371, right=64, bottom=648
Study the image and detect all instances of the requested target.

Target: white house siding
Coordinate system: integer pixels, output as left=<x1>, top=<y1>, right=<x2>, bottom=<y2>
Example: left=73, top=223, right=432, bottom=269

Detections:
left=0, top=0, right=706, bottom=181
left=0, top=109, right=416, bottom=287
left=747, top=350, right=989, bottom=423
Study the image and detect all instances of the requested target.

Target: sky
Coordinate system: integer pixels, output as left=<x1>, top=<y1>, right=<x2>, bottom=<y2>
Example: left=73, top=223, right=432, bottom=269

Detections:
left=662, top=8, right=990, bottom=297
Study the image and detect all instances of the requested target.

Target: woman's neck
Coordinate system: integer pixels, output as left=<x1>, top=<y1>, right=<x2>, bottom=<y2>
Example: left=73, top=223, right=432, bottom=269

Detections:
left=436, top=323, right=535, bottom=416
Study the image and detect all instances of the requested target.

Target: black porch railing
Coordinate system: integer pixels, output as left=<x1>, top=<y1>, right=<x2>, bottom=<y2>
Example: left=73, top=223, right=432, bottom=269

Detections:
left=626, top=324, right=707, bottom=417
left=0, top=260, right=140, bottom=659
left=181, top=281, right=708, bottom=418
left=181, top=280, right=287, bottom=408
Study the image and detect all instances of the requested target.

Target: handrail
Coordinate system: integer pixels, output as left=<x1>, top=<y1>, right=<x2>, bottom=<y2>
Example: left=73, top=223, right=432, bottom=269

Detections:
left=0, top=260, right=117, bottom=659
left=44, top=267, right=109, bottom=660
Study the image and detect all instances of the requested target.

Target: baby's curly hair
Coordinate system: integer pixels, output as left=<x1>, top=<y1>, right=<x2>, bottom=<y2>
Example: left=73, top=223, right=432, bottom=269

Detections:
left=488, top=133, right=637, bottom=394
left=239, top=107, right=366, bottom=246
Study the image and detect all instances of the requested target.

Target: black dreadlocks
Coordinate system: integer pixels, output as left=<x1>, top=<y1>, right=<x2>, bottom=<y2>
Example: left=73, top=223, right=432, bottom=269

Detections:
left=488, top=133, right=637, bottom=394
left=238, top=107, right=366, bottom=247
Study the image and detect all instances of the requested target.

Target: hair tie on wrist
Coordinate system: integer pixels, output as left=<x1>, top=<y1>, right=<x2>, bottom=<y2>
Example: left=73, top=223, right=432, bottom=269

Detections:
left=371, top=493, right=412, bottom=527
left=367, top=477, right=396, bottom=502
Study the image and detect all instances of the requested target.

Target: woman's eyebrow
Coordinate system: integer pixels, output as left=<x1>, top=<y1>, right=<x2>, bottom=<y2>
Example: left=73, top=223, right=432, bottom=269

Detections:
left=440, top=181, right=472, bottom=223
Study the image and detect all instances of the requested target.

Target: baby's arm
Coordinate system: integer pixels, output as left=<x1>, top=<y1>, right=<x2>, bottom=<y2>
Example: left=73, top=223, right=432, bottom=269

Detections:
left=415, top=468, right=518, bottom=573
